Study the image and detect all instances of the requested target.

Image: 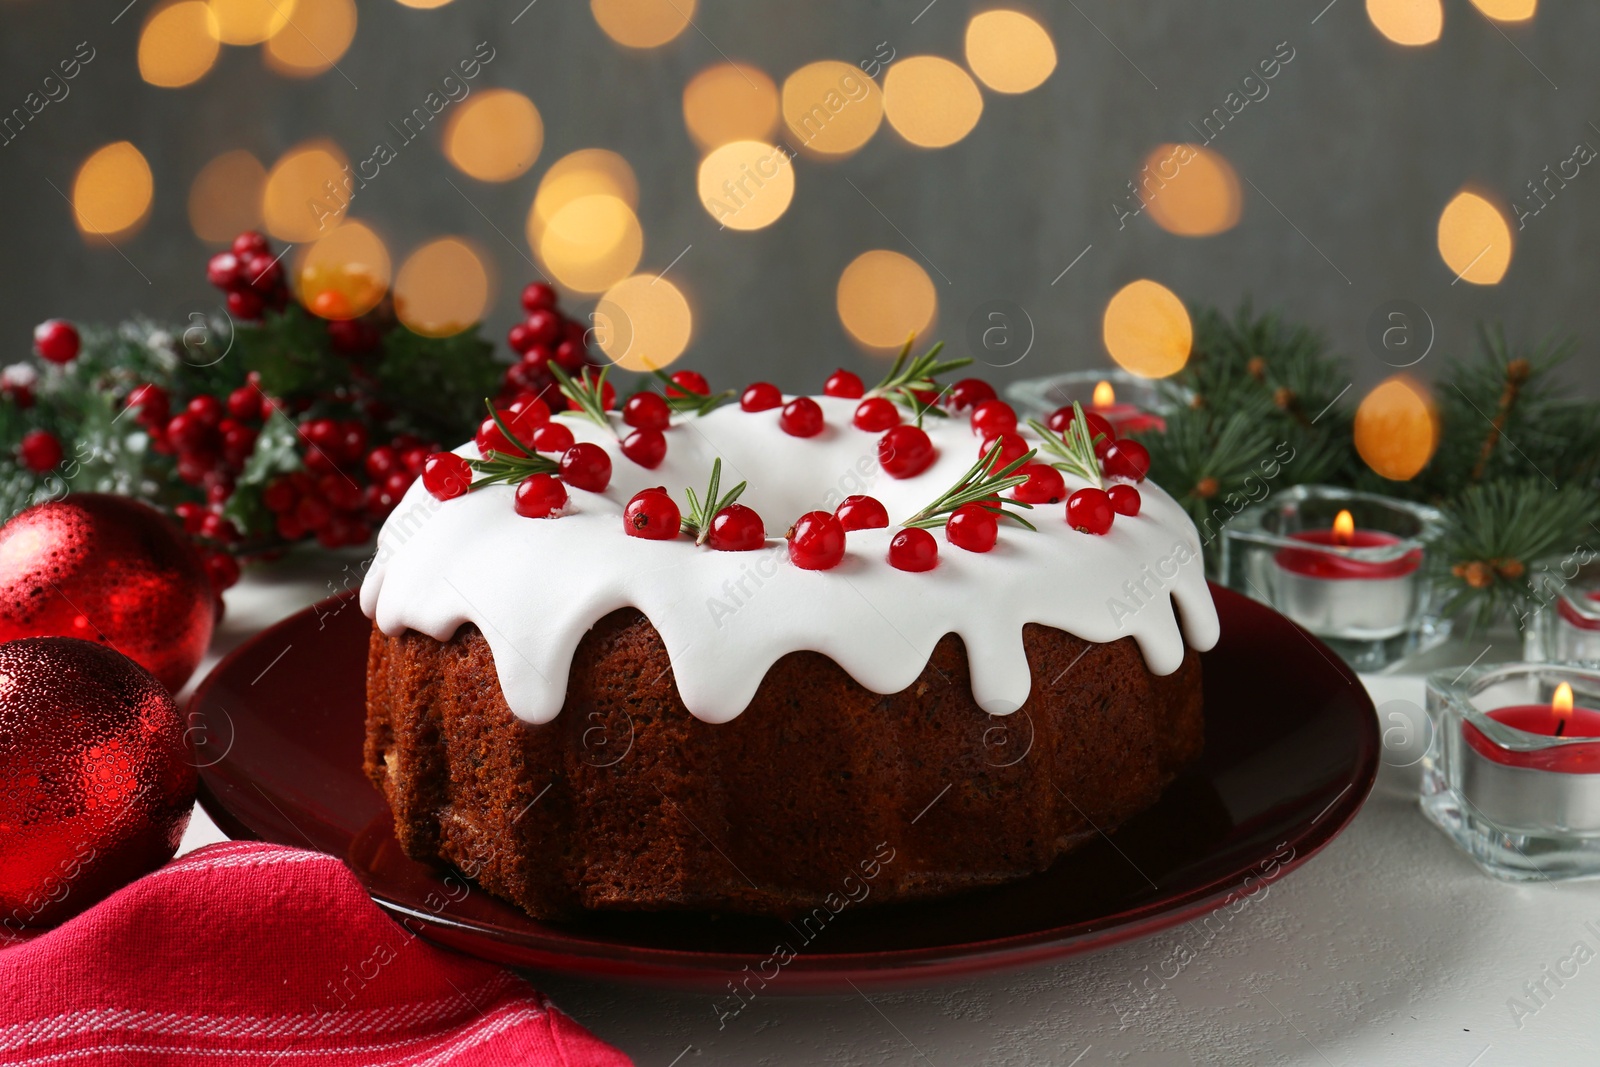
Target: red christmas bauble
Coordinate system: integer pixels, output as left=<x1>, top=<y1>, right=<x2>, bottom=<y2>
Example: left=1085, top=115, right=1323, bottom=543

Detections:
left=0, top=495, right=215, bottom=692
left=0, top=637, right=196, bottom=930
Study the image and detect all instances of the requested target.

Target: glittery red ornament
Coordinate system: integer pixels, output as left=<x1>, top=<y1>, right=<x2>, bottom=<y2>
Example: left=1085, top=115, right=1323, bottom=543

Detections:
left=0, top=637, right=196, bottom=931
left=0, top=495, right=215, bottom=692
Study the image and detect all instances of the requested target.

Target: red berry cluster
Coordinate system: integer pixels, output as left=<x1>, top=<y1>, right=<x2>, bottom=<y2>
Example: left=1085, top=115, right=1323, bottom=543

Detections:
left=127, top=375, right=266, bottom=500
left=424, top=396, right=613, bottom=520
left=501, top=282, right=601, bottom=407
left=263, top=427, right=441, bottom=547
left=206, top=231, right=290, bottom=322
left=8, top=322, right=79, bottom=467
left=1038, top=402, right=1151, bottom=536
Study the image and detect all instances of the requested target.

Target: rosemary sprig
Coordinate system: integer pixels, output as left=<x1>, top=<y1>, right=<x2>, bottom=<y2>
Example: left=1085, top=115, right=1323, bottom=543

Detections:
left=680, top=458, right=747, bottom=545
left=465, top=401, right=558, bottom=488
left=549, top=363, right=614, bottom=432
left=899, top=442, right=1038, bottom=531
left=1026, top=404, right=1104, bottom=490
left=651, top=367, right=734, bottom=416
left=866, top=337, right=973, bottom=420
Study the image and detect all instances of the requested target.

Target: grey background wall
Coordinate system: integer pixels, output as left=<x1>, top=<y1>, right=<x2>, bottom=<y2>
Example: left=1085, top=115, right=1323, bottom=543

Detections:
left=1, top=0, right=1596, bottom=396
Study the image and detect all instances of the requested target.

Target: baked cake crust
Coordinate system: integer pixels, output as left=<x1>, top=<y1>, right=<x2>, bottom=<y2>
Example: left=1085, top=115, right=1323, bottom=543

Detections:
left=365, top=611, right=1203, bottom=919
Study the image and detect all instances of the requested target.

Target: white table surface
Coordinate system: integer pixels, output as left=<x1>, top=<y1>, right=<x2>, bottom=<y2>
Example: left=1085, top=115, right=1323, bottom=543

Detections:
left=178, top=558, right=1600, bottom=1066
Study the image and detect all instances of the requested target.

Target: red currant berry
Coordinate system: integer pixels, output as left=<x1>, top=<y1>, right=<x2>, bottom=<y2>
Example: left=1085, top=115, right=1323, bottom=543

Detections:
left=385, top=471, right=414, bottom=497
left=232, top=230, right=270, bottom=257
left=32, top=320, right=80, bottom=364
left=1109, top=483, right=1142, bottom=516
left=560, top=442, right=612, bottom=492
left=1067, top=487, right=1115, bottom=535
left=242, top=253, right=281, bottom=293
left=531, top=422, right=576, bottom=453
left=553, top=339, right=586, bottom=371
left=507, top=322, right=536, bottom=354
left=475, top=415, right=516, bottom=457
left=423, top=452, right=472, bottom=500
left=187, top=394, right=224, bottom=427
left=852, top=397, right=900, bottom=432
left=624, top=489, right=681, bottom=540
left=206, top=252, right=241, bottom=289
left=226, top=289, right=264, bottom=320
left=946, top=378, right=997, bottom=411
left=521, top=281, right=558, bottom=313
left=174, top=501, right=207, bottom=533
left=296, top=494, right=332, bottom=530
left=263, top=478, right=296, bottom=513
left=667, top=370, right=710, bottom=398
left=824, top=369, right=865, bottom=399
left=276, top=512, right=306, bottom=541
left=205, top=477, right=235, bottom=506
left=364, top=446, right=398, bottom=481
left=879, top=425, right=935, bottom=479
left=525, top=309, right=562, bottom=346
left=508, top=395, right=552, bottom=432
left=835, top=494, right=889, bottom=531
left=969, top=399, right=1017, bottom=439
left=165, top=412, right=211, bottom=453
left=780, top=397, right=824, bottom=437
left=981, top=432, right=1028, bottom=468
left=1047, top=406, right=1116, bottom=449
left=1102, top=439, right=1151, bottom=482
left=126, top=383, right=170, bottom=424
left=203, top=549, right=241, bottom=592
left=946, top=503, right=999, bottom=552
left=740, top=382, right=783, bottom=412
left=514, top=473, right=567, bottom=518
left=200, top=512, right=241, bottom=544
left=1011, top=463, right=1066, bottom=504
left=620, top=427, right=667, bottom=468
left=888, top=527, right=938, bottom=572
left=220, top=419, right=256, bottom=464
left=623, top=391, right=671, bottom=431
left=401, top=445, right=431, bottom=476
left=225, top=385, right=258, bottom=421
left=708, top=503, right=765, bottom=551
left=786, top=511, right=846, bottom=570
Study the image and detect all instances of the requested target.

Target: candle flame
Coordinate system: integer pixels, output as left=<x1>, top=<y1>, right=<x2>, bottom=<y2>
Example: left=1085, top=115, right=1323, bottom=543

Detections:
left=1332, top=509, right=1355, bottom=546
left=1093, top=380, right=1116, bottom=406
left=1554, top=682, right=1575, bottom=721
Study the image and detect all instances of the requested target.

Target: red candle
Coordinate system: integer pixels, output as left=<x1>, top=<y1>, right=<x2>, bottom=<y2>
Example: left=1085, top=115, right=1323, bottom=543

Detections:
left=1463, top=683, right=1600, bottom=773
left=1273, top=509, right=1423, bottom=580
left=1557, top=590, right=1600, bottom=631
left=1087, top=380, right=1165, bottom=435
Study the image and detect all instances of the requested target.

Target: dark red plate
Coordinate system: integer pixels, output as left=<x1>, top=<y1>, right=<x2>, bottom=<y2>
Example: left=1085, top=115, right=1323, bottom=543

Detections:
left=191, top=584, right=1377, bottom=992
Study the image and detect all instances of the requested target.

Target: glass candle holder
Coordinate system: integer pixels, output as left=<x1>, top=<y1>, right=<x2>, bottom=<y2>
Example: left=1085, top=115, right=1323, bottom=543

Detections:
left=1526, top=559, right=1600, bottom=666
left=1421, top=663, right=1600, bottom=881
left=1219, top=485, right=1447, bottom=671
left=1004, top=368, right=1189, bottom=435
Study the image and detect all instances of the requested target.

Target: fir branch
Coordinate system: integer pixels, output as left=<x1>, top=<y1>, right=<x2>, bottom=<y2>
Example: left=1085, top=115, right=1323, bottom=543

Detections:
left=549, top=364, right=613, bottom=432
left=900, top=442, right=1037, bottom=531
left=1026, top=404, right=1105, bottom=489
left=1468, top=351, right=1532, bottom=482
left=679, top=458, right=747, bottom=545
left=650, top=368, right=733, bottom=416
left=867, top=337, right=971, bottom=417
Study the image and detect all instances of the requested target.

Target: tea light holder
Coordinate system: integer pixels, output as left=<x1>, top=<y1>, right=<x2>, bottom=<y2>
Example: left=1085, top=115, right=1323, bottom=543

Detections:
left=1526, top=561, right=1600, bottom=666
left=1220, top=485, right=1447, bottom=671
left=1421, top=663, right=1600, bottom=881
left=1004, top=368, right=1188, bottom=435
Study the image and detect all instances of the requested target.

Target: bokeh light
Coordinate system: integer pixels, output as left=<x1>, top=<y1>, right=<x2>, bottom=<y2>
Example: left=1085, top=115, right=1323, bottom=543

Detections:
left=883, top=56, right=984, bottom=149
left=262, top=140, right=349, bottom=243
left=394, top=237, right=491, bottom=338
left=836, top=250, right=938, bottom=351
left=72, top=142, right=154, bottom=238
left=1102, top=280, right=1192, bottom=379
left=964, top=10, right=1057, bottom=94
left=697, top=140, right=794, bottom=231
left=1365, top=0, right=1443, bottom=46
left=1140, top=144, right=1243, bottom=237
left=781, top=60, right=884, bottom=158
left=595, top=273, right=693, bottom=372
left=527, top=149, right=638, bottom=246
left=537, top=195, right=643, bottom=294
left=1354, top=375, right=1438, bottom=480
left=683, top=62, right=780, bottom=152
left=208, top=0, right=295, bottom=45
left=188, top=149, right=266, bottom=243
left=294, top=220, right=391, bottom=320
left=444, top=89, right=543, bottom=182
left=1438, top=190, right=1513, bottom=285
left=139, top=2, right=221, bottom=88
left=264, top=0, right=357, bottom=77
left=590, top=0, right=694, bottom=48
left=1469, top=0, right=1535, bottom=19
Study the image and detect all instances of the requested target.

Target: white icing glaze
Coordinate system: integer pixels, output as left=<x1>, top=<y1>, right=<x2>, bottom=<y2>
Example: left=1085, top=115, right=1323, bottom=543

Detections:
left=360, top=395, right=1219, bottom=724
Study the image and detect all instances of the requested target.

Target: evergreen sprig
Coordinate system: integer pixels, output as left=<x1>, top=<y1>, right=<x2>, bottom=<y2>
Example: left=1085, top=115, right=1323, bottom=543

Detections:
left=680, top=458, right=746, bottom=544
left=1026, top=404, right=1105, bottom=489
left=464, top=402, right=557, bottom=489
left=651, top=368, right=734, bottom=416
left=900, top=442, right=1037, bottom=531
left=549, top=364, right=614, bottom=432
left=867, top=337, right=971, bottom=419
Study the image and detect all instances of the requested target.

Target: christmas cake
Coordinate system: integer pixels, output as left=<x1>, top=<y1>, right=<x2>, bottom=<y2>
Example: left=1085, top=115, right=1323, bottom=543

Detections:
left=361, top=353, right=1219, bottom=919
